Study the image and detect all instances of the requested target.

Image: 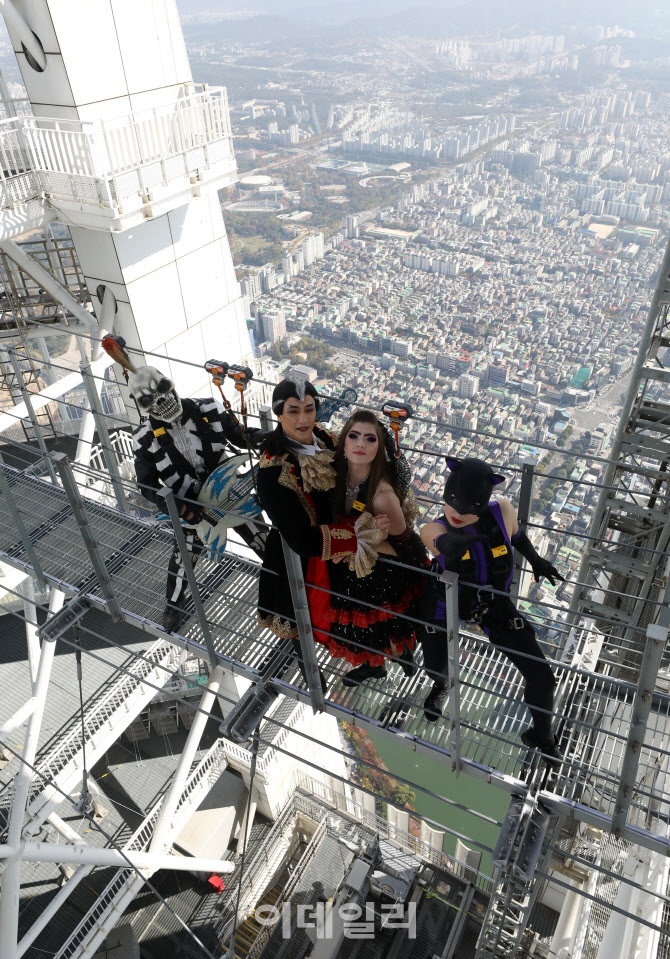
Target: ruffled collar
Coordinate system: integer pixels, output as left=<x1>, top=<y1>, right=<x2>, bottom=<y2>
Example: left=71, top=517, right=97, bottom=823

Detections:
left=297, top=437, right=336, bottom=493
left=286, top=435, right=319, bottom=457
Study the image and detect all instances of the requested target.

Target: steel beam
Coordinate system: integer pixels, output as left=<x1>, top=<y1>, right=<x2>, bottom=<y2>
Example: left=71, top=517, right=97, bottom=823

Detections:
left=0, top=465, right=46, bottom=588
left=0, top=588, right=63, bottom=959
left=80, top=361, right=128, bottom=512
left=440, top=569, right=461, bottom=774
left=74, top=286, right=116, bottom=468
left=19, top=576, right=40, bottom=687
left=282, top=537, right=325, bottom=713
left=0, top=698, right=38, bottom=760
left=53, top=454, right=123, bottom=621
left=16, top=864, right=92, bottom=958
left=611, top=619, right=668, bottom=839
left=4, top=842, right=235, bottom=873
left=7, top=351, right=57, bottom=483
left=510, top=461, right=535, bottom=603
left=149, top=665, right=225, bottom=853
left=0, top=353, right=111, bottom=438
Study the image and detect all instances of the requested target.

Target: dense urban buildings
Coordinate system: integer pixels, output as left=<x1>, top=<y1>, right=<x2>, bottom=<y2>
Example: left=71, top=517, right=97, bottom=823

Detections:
left=220, top=74, right=670, bottom=641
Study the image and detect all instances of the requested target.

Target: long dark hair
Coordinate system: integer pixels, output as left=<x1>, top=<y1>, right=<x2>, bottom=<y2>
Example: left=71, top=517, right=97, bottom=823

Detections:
left=333, top=410, right=397, bottom=517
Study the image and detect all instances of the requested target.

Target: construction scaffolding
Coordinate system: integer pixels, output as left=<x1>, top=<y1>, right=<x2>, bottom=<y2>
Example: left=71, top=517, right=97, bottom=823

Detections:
left=0, top=227, right=668, bottom=958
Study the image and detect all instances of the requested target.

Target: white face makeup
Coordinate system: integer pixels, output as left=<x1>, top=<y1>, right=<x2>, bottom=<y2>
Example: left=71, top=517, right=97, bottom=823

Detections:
left=344, top=426, right=379, bottom=467
left=277, top=396, right=317, bottom=443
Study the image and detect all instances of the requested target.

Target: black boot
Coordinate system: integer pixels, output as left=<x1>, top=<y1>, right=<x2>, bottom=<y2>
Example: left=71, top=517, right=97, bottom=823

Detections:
left=301, top=670, right=328, bottom=694
left=520, top=726, right=560, bottom=760
left=162, top=600, right=185, bottom=632
left=398, top=646, right=419, bottom=678
left=423, top=681, right=448, bottom=723
left=342, top=662, right=387, bottom=687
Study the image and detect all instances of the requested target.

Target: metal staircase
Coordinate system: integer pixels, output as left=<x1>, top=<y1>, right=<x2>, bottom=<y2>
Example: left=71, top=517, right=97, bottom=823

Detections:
left=53, top=738, right=229, bottom=959
left=0, top=639, right=180, bottom=841
left=222, top=885, right=282, bottom=959
left=0, top=233, right=92, bottom=443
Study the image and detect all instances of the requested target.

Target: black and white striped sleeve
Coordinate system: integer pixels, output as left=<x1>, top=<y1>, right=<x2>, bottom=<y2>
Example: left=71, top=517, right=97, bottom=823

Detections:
left=195, top=398, right=248, bottom=450
left=132, top=424, right=162, bottom=506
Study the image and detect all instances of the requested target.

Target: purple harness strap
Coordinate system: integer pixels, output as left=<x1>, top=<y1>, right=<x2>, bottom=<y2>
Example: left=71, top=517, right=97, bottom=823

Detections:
left=488, top=499, right=515, bottom=593
left=433, top=502, right=514, bottom=621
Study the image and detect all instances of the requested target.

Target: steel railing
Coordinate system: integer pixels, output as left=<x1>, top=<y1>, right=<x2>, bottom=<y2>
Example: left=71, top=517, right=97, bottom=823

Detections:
left=0, top=87, right=235, bottom=212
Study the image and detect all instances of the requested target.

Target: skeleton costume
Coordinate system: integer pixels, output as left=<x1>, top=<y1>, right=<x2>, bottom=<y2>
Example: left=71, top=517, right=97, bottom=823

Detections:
left=131, top=366, right=261, bottom=628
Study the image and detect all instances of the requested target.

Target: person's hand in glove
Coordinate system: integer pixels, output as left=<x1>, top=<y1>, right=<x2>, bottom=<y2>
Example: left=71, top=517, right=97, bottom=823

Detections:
left=177, top=499, right=203, bottom=525
left=529, top=555, right=564, bottom=586
left=246, top=427, right=273, bottom=450
left=434, top=530, right=490, bottom=574
left=511, top=528, right=564, bottom=586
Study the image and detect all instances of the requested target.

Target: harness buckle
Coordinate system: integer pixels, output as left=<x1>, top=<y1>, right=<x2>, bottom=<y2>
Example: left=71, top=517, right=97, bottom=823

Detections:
left=469, top=593, right=491, bottom=624
left=508, top=616, right=525, bottom=631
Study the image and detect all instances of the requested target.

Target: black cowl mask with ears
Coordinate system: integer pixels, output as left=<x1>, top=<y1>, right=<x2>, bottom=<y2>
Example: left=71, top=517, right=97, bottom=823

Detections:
left=443, top=457, right=506, bottom=517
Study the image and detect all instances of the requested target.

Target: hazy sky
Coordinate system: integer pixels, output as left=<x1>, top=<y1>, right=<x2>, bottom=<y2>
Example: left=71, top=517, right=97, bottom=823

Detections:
left=176, top=0, right=668, bottom=32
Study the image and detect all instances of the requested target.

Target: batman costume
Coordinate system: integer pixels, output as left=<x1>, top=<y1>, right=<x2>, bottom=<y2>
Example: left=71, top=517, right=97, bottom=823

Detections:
left=421, top=457, right=563, bottom=755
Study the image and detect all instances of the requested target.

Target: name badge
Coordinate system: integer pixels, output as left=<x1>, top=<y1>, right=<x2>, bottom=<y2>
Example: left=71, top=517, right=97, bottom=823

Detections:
left=491, top=545, right=508, bottom=558
left=352, top=500, right=366, bottom=512
left=153, top=427, right=166, bottom=437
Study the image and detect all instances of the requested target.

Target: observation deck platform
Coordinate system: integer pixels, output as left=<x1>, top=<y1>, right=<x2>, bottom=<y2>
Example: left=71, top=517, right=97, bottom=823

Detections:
left=0, top=87, right=236, bottom=237
left=2, top=460, right=669, bottom=858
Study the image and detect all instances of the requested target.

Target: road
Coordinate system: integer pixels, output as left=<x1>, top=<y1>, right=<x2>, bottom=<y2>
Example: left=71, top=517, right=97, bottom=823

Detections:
left=570, top=370, right=633, bottom=434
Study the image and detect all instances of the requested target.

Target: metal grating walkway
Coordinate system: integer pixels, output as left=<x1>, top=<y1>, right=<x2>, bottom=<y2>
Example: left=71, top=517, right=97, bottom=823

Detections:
left=2, top=462, right=670, bottom=852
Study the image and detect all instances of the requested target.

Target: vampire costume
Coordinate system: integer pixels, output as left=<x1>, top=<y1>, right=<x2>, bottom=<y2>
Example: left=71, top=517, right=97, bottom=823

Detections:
left=421, top=457, right=563, bottom=753
left=256, top=380, right=384, bottom=689
left=131, top=366, right=264, bottom=631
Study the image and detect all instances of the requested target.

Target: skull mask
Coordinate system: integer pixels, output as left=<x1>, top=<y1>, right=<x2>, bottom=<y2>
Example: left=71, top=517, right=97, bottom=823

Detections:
left=129, top=366, right=183, bottom=423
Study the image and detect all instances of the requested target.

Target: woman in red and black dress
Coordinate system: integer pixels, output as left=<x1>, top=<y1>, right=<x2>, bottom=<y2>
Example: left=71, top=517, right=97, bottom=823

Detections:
left=310, top=409, right=428, bottom=686
left=256, top=381, right=386, bottom=690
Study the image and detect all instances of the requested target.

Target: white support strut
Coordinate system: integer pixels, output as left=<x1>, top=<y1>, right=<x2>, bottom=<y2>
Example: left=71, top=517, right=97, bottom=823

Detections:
left=18, top=576, right=40, bottom=688
left=0, top=842, right=235, bottom=874
left=0, top=699, right=39, bottom=748
left=149, top=665, right=225, bottom=853
left=0, top=588, right=64, bottom=959
left=0, top=354, right=112, bottom=437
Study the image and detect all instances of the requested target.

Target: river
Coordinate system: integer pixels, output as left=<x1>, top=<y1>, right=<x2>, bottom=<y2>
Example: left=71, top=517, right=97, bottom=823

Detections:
left=367, top=728, right=510, bottom=878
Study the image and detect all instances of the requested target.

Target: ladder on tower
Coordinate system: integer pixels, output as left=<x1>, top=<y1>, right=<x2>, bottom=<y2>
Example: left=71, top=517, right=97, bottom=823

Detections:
left=469, top=241, right=670, bottom=959
left=567, top=241, right=670, bottom=677
left=475, top=797, right=558, bottom=959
